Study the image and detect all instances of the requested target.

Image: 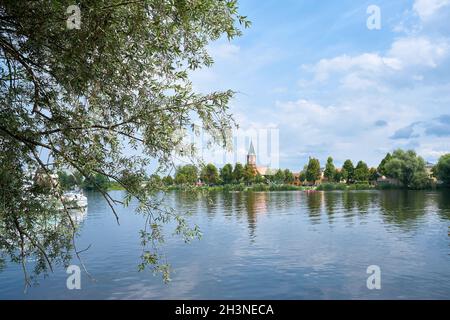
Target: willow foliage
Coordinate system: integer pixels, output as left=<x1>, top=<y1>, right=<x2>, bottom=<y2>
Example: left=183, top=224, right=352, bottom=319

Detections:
left=0, top=0, right=249, bottom=286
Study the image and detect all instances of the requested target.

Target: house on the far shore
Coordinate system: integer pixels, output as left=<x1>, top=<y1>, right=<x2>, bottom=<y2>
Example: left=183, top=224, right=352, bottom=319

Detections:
left=292, top=170, right=325, bottom=186
left=425, top=162, right=438, bottom=183
left=292, top=172, right=302, bottom=186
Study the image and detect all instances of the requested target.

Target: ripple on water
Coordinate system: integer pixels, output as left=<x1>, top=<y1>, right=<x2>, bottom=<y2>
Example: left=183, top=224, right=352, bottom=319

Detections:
left=1, top=190, right=449, bottom=299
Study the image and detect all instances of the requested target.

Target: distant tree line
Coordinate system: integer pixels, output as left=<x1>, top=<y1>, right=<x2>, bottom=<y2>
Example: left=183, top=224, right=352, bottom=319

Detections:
left=160, top=163, right=296, bottom=187
left=58, top=150, right=450, bottom=190
left=299, top=149, right=449, bottom=189
left=58, top=171, right=113, bottom=191
left=161, top=149, right=450, bottom=190
left=432, top=154, right=450, bottom=186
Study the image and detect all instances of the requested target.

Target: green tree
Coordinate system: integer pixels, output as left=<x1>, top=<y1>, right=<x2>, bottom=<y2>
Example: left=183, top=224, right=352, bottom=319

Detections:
left=324, top=157, right=336, bottom=182
left=410, top=171, right=431, bottom=190
left=299, top=165, right=308, bottom=184
left=162, top=175, right=174, bottom=186
left=284, top=169, right=294, bottom=184
left=378, top=153, right=392, bottom=176
left=273, top=169, right=286, bottom=184
left=333, top=170, right=343, bottom=183
left=219, top=164, right=233, bottom=185
left=255, top=173, right=266, bottom=184
left=384, top=149, right=429, bottom=188
left=354, top=161, right=369, bottom=182
left=299, top=172, right=306, bottom=183
left=200, top=163, right=219, bottom=185
left=369, top=167, right=378, bottom=182
left=82, top=173, right=110, bottom=191
left=433, top=154, right=450, bottom=186
left=175, top=165, right=198, bottom=185
left=174, top=173, right=187, bottom=186
left=0, top=0, right=250, bottom=284
left=243, top=164, right=257, bottom=185
left=57, top=171, right=77, bottom=190
left=233, top=163, right=245, bottom=183
left=342, top=160, right=355, bottom=184
left=306, top=158, right=321, bottom=185
left=149, top=174, right=162, bottom=187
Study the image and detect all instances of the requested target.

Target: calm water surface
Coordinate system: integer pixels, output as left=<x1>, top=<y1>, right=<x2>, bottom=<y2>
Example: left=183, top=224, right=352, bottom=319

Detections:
left=0, top=190, right=449, bottom=299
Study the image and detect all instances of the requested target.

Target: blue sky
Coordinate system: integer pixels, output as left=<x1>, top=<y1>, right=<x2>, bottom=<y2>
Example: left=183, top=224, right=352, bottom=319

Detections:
left=191, top=0, right=450, bottom=171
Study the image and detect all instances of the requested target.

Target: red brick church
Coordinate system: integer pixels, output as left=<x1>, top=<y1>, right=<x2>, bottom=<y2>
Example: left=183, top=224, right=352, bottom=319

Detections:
left=246, top=141, right=271, bottom=176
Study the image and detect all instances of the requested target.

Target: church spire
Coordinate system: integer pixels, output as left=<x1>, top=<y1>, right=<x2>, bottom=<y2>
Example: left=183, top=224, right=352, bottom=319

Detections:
left=248, top=140, right=256, bottom=156
left=247, top=141, right=256, bottom=167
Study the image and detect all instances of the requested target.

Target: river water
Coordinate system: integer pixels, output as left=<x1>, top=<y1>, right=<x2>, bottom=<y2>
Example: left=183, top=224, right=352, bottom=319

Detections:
left=0, top=190, right=449, bottom=299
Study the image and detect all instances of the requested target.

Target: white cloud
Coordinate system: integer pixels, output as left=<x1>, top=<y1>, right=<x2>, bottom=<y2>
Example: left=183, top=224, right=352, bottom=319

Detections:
left=266, top=97, right=425, bottom=166
left=302, top=53, right=401, bottom=82
left=208, top=43, right=240, bottom=60
left=301, top=37, right=449, bottom=86
left=387, top=37, right=450, bottom=68
left=417, top=144, right=449, bottom=160
left=413, top=0, right=450, bottom=21
left=192, top=1, right=450, bottom=168
left=340, top=72, right=384, bottom=90
left=275, top=98, right=419, bottom=133
left=289, top=1, right=450, bottom=166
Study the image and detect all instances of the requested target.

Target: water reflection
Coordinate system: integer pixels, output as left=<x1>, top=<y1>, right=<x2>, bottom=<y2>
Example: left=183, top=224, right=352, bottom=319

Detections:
left=436, top=189, right=450, bottom=221
left=1, top=189, right=449, bottom=299
left=324, top=192, right=339, bottom=224
left=305, top=192, right=322, bottom=224
left=244, top=193, right=267, bottom=241
left=377, top=190, right=429, bottom=231
left=199, top=190, right=450, bottom=234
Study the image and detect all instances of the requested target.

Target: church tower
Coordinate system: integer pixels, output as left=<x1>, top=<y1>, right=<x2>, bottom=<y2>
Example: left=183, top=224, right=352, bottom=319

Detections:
left=247, top=141, right=256, bottom=167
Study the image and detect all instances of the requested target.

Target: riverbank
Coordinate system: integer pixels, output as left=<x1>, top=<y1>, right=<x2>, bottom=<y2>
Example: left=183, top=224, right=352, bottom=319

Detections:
left=168, top=183, right=374, bottom=192
left=167, top=183, right=446, bottom=192
left=108, top=182, right=446, bottom=192
left=168, top=184, right=310, bottom=192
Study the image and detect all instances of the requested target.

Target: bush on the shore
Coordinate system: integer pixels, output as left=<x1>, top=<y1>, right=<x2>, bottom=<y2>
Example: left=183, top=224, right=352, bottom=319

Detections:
left=316, top=183, right=345, bottom=191
left=348, top=183, right=373, bottom=190
left=316, top=183, right=374, bottom=191
left=168, top=183, right=307, bottom=192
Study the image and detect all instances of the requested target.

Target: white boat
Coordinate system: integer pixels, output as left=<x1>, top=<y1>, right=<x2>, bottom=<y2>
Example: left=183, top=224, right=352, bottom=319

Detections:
left=69, top=206, right=87, bottom=223
left=62, top=191, right=88, bottom=209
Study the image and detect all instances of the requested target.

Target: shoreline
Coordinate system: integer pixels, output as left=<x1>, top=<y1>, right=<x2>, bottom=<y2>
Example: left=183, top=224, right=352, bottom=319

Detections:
left=164, top=183, right=447, bottom=193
